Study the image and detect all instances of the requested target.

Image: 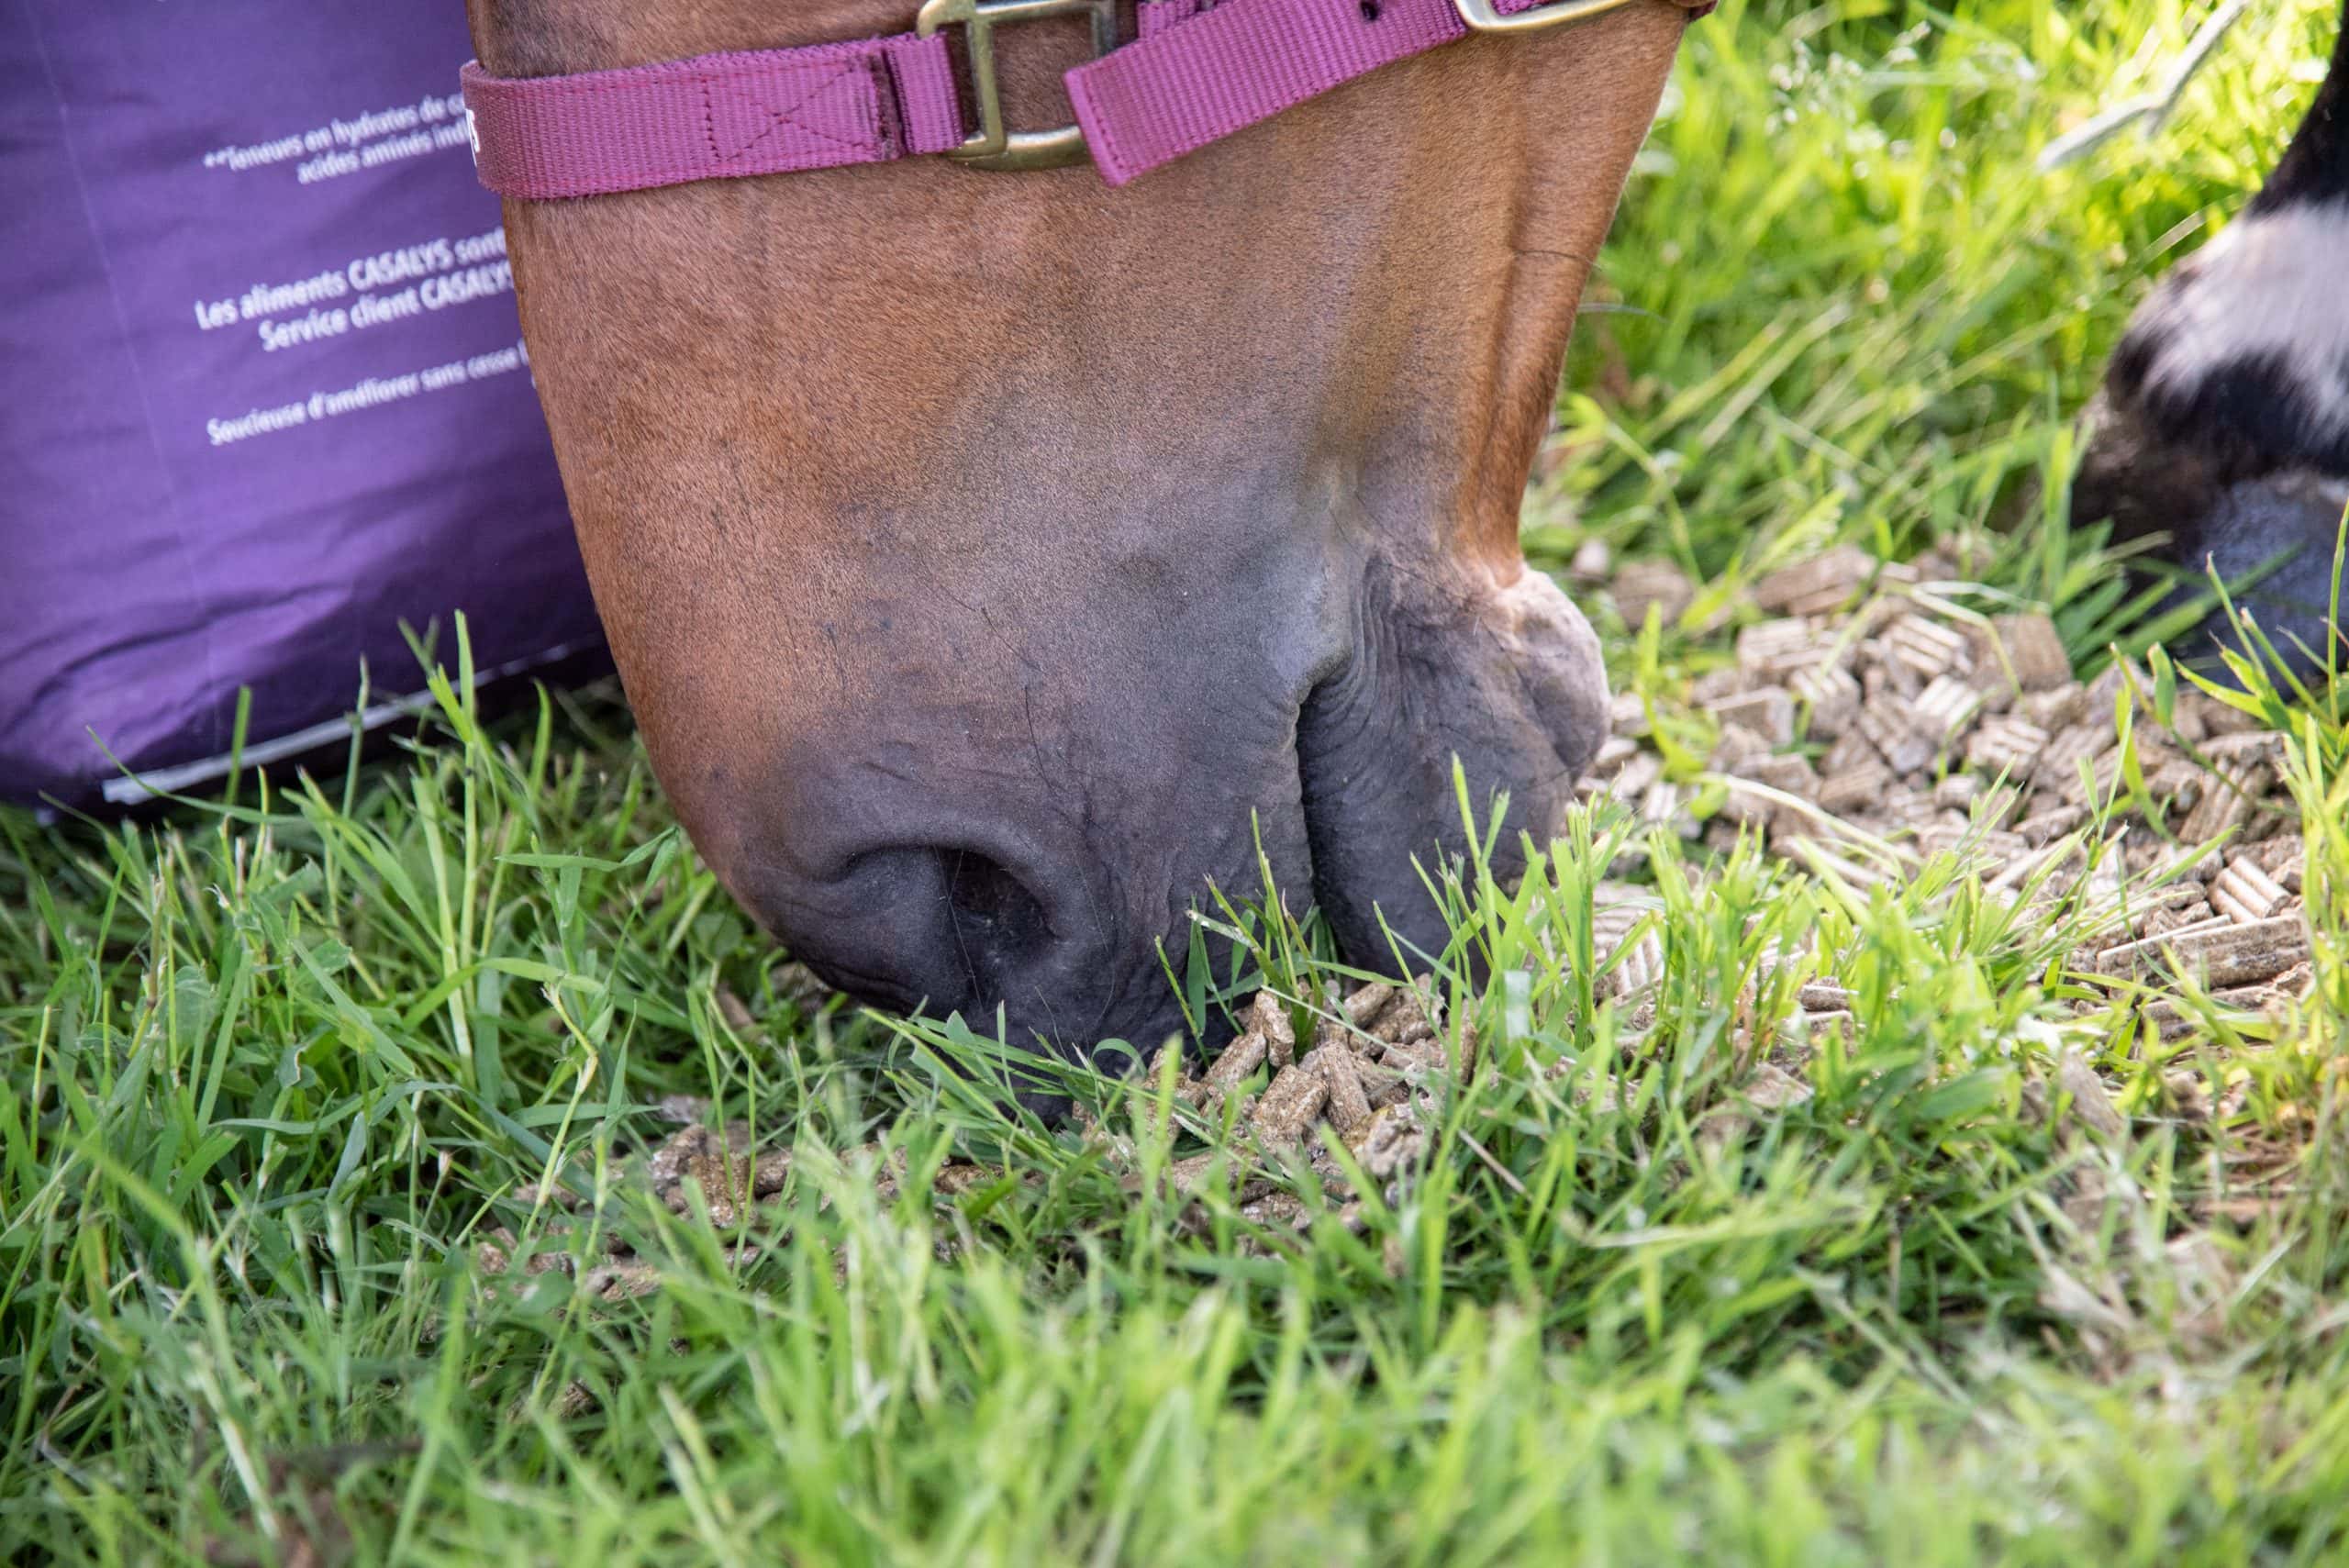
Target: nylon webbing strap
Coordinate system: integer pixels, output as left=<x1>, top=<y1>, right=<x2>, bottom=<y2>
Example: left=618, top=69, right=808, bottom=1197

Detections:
left=1072, top=0, right=1485, bottom=187
left=462, top=0, right=1697, bottom=198
left=460, top=34, right=965, bottom=199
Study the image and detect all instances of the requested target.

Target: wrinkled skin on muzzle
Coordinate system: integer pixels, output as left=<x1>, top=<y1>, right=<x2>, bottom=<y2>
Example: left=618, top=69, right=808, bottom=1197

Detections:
left=466, top=0, right=1691, bottom=1062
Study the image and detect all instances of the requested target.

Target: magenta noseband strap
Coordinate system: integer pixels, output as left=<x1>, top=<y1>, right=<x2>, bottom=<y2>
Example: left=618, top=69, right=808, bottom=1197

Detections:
left=462, top=0, right=1702, bottom=199
left=461, top=34, right=970, bottom=198
left=1071, top=0, right=1486, bottom=185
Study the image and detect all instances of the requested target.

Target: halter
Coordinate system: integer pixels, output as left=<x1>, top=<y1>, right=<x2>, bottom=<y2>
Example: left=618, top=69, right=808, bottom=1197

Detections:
left=461, top=0, right=1709, bottom=199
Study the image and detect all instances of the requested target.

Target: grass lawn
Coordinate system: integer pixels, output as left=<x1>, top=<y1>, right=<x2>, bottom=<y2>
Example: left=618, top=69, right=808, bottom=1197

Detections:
left=7, top=1, right=2349, bottom=1562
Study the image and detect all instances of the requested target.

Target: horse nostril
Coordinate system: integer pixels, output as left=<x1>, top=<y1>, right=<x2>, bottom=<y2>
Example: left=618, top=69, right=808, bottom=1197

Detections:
left=741, top=840, right=1055, bottom=1021
left=941, top=848, right=1055, bottom=994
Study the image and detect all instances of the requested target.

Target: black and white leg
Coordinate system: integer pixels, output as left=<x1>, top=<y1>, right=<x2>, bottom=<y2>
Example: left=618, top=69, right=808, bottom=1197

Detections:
left=2073, top=4, right=2349, bottom=672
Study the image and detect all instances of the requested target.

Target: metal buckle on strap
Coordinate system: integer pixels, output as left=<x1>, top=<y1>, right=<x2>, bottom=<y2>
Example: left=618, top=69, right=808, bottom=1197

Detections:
left=1453, top=0, right=1645, bottom=30
left=915, top=0, right=1118, bottom=171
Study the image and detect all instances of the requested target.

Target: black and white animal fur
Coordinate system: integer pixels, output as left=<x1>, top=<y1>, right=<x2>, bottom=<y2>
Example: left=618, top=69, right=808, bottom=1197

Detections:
left=2074, top=2, right=2349, bottom=670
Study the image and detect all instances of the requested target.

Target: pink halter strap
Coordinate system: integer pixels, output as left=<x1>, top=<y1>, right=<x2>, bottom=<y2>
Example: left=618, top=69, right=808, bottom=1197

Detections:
left=462, top=0, right=1699, bottom=198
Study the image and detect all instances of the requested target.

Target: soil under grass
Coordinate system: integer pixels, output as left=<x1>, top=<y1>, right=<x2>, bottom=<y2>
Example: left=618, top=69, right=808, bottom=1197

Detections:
left=6, top=2, right=2348, bottom=1562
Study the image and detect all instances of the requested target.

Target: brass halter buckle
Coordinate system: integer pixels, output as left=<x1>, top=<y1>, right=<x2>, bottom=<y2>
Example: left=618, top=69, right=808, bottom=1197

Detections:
left=1453, top=0, right=1645, bottom=29
left=915, top=0, right=1119, bottom=171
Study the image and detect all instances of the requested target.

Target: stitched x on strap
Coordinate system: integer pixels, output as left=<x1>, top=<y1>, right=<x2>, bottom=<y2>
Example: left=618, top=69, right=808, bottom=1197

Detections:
left=460, top=34, right=966, bottom=198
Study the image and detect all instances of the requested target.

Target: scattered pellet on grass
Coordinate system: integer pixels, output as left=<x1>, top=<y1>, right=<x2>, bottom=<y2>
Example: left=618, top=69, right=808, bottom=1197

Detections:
left=1967, top=715, right=2049, bottom=777
left=1753, top=544, right=1875, bottom=617
left=2091, top=915, right=2313, bottom=991
left=1251, top=1064, right=1330, bottom=1147
left=2055, top=1049, right=2127, bottom=1140
left=1585, top=533, right=2310, bottom=1042
left=1342, top=982, right=1397, bottom=1029
left=1792, top=662, right=1863, bottom=740
left=1706, top=686, right=1796, bottom=746
left=1249, top=986, right=1299, bottom=1067
left=1204, top=1029, right=1268, bottom=1095
left=2211, top=856, right=2292, bottom=924
left=1613, top=559, right=1695, bottom=628
left=1697, top=1061, right=1816, bottom=1156
left=2179, top=760, right=2275, bottom=845
left=1884, top=613, right=1972, bottom=683
left=1305, top=1043, right=1375, bottom=1134
left=2002, top=613, right=2072, bottom=686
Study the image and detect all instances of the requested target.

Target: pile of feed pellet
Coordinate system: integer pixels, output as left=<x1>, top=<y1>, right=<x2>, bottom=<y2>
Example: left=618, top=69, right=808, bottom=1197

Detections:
left=476, top=980, right=1464, bottom=1295
left=1575, top=539, right=2317, bottom=1040
left=477, top=541, right=2323, bottom=1298
left=1146, top=982, right=1455, bottom=1242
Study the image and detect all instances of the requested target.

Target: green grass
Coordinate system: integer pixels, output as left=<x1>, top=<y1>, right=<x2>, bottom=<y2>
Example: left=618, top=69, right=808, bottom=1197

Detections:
left=6, top=2, right=2349, bottom=1562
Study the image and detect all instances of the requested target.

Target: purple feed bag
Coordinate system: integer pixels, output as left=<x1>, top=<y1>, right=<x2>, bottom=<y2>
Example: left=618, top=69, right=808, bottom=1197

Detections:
left=2, top=5, right=602, bottom=807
